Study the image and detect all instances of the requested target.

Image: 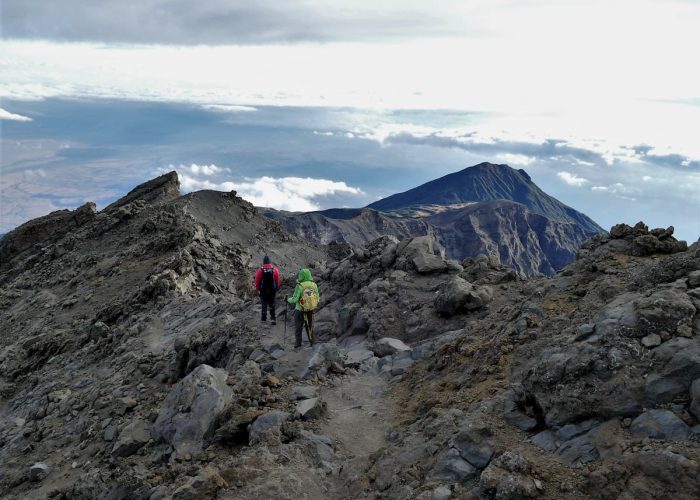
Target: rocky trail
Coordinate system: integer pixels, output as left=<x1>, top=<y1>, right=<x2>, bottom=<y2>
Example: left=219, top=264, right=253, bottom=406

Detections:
left=2, top=172, right=700, bottom=499
left=240, top=298, right=395, bottom=499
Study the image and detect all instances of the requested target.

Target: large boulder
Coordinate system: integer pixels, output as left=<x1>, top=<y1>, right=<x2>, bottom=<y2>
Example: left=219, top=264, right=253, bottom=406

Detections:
left=452, top=428, right=495, bottom=469
left=479, top=452, right=540, bottom=499
left=248, top=410, right=289, bottom=445
left=634, top=289, right=696, bottom=338
left=372, top=337, right=411, bottom=358
left=112, top=419, right=151, bottom=457
left=412, top=252, right=448, bottom=274
left=426, top=447, right=478, bottom=483
left=295, top=397, right=328, bottom=420
left=152, top=364, right=233, bottom=458
left=630, top=409, right=690, bottom=441
left=304, top=343, right=342, bottom=378
left=288, top=385, right=319, bottom=401
left=434, top=276, right=493, bottom=316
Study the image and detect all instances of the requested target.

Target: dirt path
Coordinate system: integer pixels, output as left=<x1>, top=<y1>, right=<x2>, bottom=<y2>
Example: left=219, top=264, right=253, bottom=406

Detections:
left=320, top=374, right=390, bottom=497
left=250, top=298, right=393, bottom=497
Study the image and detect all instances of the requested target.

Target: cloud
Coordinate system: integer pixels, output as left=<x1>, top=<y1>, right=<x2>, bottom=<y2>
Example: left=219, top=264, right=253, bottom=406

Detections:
left=591, top=183, right=640, bottom=201
left=557, top=171, right=588, bottom=187
left=0, top=108, right=32, bottom=121
left=178, top=163, right=223, bottom=176
left=350, top=123, right=700, bottom=172
left=165, top=164, right=363, bottom=212
left=202, top=104, right=257, bottom=113
left=1, top=0, right=472, bottom=45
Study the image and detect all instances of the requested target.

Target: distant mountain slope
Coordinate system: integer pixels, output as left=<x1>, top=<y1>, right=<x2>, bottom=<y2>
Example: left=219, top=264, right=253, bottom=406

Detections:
left=366, top=162, right=602, bottom=233
left=265, top=163, right=605, bottom=276
left=262, top=208, right=432, bottom=247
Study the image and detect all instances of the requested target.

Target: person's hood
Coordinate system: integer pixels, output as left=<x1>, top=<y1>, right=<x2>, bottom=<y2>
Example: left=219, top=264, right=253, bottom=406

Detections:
left=263, top=255, right=271, bottom=265
left=297, top=268, right=312, bottom=282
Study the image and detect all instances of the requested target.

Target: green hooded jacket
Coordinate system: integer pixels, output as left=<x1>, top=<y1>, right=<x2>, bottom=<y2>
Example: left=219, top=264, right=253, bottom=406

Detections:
left=287, top=268, right=320, bottom=311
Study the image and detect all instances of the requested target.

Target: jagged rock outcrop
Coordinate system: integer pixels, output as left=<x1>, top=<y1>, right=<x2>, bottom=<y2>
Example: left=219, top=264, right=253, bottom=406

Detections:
left=0, top=202, right=96, bottom=266
left=104, top=170, right=181, bottom=212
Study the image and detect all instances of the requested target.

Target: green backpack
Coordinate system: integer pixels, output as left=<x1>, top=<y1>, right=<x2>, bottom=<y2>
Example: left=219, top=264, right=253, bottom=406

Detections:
left=299, top=282, right=319, bottom=312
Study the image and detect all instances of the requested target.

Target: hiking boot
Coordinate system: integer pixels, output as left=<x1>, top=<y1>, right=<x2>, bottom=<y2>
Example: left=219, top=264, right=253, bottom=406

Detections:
left=261, top=317, right=267, bottom=322
left=271, top=319, right=277, bottom=325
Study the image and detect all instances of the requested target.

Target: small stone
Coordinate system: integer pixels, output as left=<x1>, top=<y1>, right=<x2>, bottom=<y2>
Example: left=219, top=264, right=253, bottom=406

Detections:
left=248, top=349, right=267, bottom=362
left=372, top=337, right=411, bottom=357
left=111, top=419, right=150, bottom=457
left=248, top=410, right=289, bottom=445
left=296, top=397, right=327, bottom=420
left=288, top=385, right=319, bottom=401
left=263, top=373, right=280, bottom=387
left=28, top=463, right=50, bottom=482
left=433, top=485, right=452, bottom=500
left=677, top=325, right=693, bottom=338
left=120, top=396, right=138, bottom=413
left=103, top=425, right=117, bottom=442
left=688, top=270, right=700, bottom=288
left=641, top=334, right=661, bottom=348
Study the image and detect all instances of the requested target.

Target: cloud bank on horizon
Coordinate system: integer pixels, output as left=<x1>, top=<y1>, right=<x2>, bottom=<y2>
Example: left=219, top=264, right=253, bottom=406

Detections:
left=166, top=163, right=364, bottom=212
left=1, top=0, right=698, bottom=239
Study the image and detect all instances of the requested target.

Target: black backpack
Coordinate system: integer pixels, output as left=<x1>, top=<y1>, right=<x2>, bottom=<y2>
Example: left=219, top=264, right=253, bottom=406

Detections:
left=260, top=267, right=276, bottom=291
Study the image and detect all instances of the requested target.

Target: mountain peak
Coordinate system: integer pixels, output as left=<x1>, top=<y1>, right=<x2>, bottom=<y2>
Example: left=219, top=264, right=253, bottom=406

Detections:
left=366, top=162, right=601, bottom=233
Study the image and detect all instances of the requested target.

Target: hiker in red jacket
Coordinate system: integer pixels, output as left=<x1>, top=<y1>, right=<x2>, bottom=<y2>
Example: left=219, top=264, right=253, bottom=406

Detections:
left=254, top=255, right=281, bottom=324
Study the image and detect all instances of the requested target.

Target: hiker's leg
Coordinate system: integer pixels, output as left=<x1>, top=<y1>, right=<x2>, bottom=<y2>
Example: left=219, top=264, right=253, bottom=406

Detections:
left=269, top=291, right=276, bottom=321
left=294, top=310, right=303, bottom=347
left=260, top=293, right=268, bottom=321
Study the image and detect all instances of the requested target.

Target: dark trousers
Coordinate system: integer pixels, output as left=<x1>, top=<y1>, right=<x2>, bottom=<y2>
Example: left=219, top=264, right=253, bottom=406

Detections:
left=260, top=290, right=276, bottom=321
left=294, top=310, right=314, bottom=347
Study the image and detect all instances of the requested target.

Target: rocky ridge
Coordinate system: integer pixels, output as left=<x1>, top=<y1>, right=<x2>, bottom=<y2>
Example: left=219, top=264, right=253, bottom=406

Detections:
left=0, top=173, right=698, bottom=499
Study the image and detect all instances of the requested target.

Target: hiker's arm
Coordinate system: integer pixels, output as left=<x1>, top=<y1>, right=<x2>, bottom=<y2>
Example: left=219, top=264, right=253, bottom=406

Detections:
left=315, top=282, right=320, bottom=301
left=273, top=268, right=280, bottom=289
left=254, top=268, right=261, bottom=290
left=288, top=284, right=301, bottom=304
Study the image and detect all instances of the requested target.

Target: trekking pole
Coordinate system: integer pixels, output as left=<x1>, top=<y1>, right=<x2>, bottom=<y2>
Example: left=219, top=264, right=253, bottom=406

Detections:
left=283, top=295, right=288, bottom=348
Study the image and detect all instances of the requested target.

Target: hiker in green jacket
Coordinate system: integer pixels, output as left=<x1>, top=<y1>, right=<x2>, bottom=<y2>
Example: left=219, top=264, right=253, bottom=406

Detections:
left=287, top=268, right=320, bottom=348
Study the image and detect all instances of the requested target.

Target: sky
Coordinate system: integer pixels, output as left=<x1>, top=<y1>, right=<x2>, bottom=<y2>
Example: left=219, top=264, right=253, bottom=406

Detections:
left=1, top=0, right=699, bottom=240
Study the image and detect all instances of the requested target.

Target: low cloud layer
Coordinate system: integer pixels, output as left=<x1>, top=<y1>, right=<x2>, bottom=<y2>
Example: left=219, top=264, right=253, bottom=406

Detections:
left=167, top=163, right=364, bottom=212
left=0, top=108, right=32, bottom=121
left=350, top=124, right=700, bottom=172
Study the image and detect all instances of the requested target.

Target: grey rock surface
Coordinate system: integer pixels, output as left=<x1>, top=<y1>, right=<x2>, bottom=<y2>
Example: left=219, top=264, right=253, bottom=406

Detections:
left=152, top=364, right=233, bottom=458
left=112, top=419, right=151, bottom=457
left=630, top=410, right=690, bottom=441
left=434, top=276, right=493, bottom=316
left=295, top=397, right=327, bottom=420
left=372, top=337, right=411, bottom=357
left=248, top=411, right=289, bottom=445
left=28, top=463, right=50, bottom=482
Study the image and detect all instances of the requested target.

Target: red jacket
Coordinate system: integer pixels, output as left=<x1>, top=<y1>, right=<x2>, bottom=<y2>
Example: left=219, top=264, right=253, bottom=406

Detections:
left=254, top=263, right=280, bottom=291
